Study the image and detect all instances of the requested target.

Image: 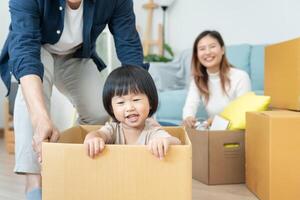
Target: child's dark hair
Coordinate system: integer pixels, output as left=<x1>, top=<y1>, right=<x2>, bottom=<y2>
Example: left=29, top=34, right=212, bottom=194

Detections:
left=103, top=65, right=158, bottom=121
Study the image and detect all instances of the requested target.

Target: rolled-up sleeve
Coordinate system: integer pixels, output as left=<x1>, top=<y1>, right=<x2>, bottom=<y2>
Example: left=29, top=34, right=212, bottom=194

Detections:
left=108, top=0, right=149, bottom=70
left=8, top=0, right=44, bottom=82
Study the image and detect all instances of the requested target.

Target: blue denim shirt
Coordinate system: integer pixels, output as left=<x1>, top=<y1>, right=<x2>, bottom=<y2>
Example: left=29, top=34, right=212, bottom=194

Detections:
left=0, top=0, right=148, bottom=95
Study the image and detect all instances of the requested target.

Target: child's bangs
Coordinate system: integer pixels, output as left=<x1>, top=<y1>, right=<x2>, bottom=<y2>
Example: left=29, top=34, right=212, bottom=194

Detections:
left=114, top=82, right=143, bottom=97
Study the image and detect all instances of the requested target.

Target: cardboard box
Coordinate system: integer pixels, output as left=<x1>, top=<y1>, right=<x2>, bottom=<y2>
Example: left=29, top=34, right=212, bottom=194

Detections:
left=265, top=37, right=300, bottom=110
left=187, top=128, right=245, bottom=185
left=246, top=111, right=300, bottom=200
left=42, top=125, right=192, bottom=200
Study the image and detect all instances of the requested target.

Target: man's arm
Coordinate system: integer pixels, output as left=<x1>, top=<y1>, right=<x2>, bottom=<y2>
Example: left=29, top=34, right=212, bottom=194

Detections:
left=108, top=0, right=149, bottom=70
left=9, top=0, right=44, bottom=81
left=20, top=75, right=60, bottom=162
left=9, top=0, right=58, bottom=161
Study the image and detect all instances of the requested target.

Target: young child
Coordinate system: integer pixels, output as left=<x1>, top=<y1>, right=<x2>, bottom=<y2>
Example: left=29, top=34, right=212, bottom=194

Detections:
left=84, top=65, right=181, bottom=160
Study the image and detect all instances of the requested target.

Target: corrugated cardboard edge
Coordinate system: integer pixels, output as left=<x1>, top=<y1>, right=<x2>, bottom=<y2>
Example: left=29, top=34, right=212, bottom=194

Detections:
left=245, top=112, right=270, bottom=200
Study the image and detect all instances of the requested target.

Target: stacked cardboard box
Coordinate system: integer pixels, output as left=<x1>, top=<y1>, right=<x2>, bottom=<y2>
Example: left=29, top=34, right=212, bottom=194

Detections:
left=246, top=111, right=300, bottom=200
left=265, top=37, right=300, bottom=110
left=42, top=125, right=192, bottom=200
left=246, top=37, right=300, bottom=200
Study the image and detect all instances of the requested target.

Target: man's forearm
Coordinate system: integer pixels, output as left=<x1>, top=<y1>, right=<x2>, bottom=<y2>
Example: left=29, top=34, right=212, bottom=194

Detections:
left=20, top=74, right=50, bottom=125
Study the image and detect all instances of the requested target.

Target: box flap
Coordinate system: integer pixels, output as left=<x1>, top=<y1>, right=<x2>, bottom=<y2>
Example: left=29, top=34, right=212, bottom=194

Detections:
left=249, top=110, right=300, bottom=118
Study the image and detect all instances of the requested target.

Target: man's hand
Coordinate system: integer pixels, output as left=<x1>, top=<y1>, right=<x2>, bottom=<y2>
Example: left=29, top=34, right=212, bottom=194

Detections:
left=32, top=117, right=60, bottom=163
left=20, top=74, right=60, bottom=163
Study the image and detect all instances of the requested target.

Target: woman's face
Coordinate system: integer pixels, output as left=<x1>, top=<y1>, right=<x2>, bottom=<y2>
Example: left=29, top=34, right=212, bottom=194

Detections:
left=197, top=35, right=224, bottom=72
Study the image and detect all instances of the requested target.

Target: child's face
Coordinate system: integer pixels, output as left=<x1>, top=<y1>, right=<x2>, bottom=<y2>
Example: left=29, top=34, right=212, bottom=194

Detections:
left=111, top=92, right=150, bottom=129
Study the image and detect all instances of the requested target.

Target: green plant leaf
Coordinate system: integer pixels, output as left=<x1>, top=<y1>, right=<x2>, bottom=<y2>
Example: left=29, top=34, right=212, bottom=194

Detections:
left=164, top=43, right=174, bottom=57
left=144, top=54, right=172, bottom=63
left=143, top=43, right=174, bottom=62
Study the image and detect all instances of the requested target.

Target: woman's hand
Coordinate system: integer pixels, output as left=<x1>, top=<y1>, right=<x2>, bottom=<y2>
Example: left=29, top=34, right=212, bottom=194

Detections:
left=182, top=116, right=197, bottom=128
left=84, top=131, right=106, bottom=158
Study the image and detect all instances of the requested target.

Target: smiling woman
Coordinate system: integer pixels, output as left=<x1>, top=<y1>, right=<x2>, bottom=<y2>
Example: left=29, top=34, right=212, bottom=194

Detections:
left=182, top=30, right=252, bottom=129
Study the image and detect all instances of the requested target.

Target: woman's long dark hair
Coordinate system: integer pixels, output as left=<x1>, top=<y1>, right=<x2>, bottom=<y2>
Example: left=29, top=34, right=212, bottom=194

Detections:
left=191, top=30, right=231, bottom=103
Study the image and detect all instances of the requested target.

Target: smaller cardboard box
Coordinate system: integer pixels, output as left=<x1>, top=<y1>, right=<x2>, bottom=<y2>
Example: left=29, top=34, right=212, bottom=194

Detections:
left=187, top=128, right=245, bottom=185
left=265, top=37, right=300, bottom=110
left=246, top=111, right=300, bottom=200
left=42, top=126, right=192, bottom=200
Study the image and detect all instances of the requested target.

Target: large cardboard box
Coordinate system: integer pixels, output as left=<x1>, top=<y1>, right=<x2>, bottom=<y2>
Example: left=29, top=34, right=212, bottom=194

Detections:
left=246, top=111, right=300, bottom=200
left=265, top=37, right=300, bottom=110
left=187, top=128, right=245, bottom=185
left=42, top=125, right=192, bottom=200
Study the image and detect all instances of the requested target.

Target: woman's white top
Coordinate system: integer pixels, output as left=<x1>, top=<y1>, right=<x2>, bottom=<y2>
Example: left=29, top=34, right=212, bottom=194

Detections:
left=182, top=67, right=251, bottom=119
left=44, top=0, right=84, bottom=55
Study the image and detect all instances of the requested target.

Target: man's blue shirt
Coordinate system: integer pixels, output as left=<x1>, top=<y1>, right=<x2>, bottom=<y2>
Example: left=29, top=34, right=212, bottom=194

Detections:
left=0, top=0, right=148, bottom=95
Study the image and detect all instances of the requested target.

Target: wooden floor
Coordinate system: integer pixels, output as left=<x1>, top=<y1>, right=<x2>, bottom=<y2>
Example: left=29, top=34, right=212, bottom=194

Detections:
left=0, top=137, right=26, bottom=200
left=0, top=137, right=258, bottom=200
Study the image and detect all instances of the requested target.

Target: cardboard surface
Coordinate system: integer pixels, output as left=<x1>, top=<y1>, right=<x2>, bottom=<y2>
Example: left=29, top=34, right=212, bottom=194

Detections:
left=246, top=111, right=300, bottom=200
left=42, top=126, right=192, bottom=200
left=187, top=128, right=245, bottom=185
left=265, top=37, right=300, bottom=110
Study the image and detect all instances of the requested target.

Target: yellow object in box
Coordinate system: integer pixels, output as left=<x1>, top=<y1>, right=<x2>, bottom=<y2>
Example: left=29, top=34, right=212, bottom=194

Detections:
left=220, top=92, right=270, bottom=130
left=42, top=125, right=192, bottom=200
left=265, top=37, right=300, bottom=110
left=246, top=111, right=300, bottom=200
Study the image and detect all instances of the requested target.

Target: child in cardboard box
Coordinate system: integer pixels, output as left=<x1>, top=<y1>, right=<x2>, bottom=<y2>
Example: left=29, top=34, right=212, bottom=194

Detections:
left=84, top=65, right=181, bottom=160
left=182, top=30, right=251, bottom=129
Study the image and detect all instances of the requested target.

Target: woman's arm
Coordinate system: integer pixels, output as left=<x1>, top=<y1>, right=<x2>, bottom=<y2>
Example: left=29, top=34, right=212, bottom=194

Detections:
left=235, top=71, right=252, bottom=97
left=182, top=79, right=202, bottom=127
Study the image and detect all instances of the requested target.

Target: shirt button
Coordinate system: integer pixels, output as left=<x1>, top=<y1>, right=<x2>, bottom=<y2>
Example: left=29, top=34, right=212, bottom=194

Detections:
left=59, top=6, right=63, bottom=11
left=56, top=30, right=61, bottom=34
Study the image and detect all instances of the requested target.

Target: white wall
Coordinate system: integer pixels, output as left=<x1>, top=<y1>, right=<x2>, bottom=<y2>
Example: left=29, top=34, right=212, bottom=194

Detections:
left=0, top=0, right=9, bottom=48
left=134, top=0, right=300, bottom=54
left=0, top=0, right=10, bottom=128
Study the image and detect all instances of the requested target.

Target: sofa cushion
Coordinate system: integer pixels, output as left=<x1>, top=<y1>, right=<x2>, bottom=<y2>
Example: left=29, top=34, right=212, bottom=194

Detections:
left=250, top=45, right=265, bottom=91
left=226, top=44, right=251, bottom=74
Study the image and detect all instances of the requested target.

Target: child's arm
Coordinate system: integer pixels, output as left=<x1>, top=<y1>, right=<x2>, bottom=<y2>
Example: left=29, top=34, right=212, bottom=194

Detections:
left=84, top=130, right=109, bottom=158
left=148, top=136, right=181, bottom=160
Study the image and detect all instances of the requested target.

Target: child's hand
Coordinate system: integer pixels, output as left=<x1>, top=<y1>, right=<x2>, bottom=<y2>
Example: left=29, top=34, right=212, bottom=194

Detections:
left=84, top=133, right=105, bottom=158
left=147, top=137, right=170, bottom=160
